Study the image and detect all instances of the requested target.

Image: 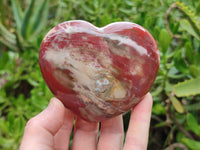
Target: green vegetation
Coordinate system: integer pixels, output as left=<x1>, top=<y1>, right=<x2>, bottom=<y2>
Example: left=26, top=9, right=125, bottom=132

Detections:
left=0, top=0, right=200, bottom=149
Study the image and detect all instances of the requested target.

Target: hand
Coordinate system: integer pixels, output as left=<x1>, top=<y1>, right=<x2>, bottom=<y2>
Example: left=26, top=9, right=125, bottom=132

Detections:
left=20, top=93, right=153, bottom=150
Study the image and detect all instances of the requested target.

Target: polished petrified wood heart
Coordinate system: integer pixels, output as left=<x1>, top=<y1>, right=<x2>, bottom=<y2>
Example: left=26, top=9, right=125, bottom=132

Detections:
left=39, top=20, right=159, bottom=122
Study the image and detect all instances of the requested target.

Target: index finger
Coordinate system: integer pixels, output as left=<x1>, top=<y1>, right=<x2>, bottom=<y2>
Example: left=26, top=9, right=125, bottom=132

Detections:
left=123, top=93, right=153, bottom=150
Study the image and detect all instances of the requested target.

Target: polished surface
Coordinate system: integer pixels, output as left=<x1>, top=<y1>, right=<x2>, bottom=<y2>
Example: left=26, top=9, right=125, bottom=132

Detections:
left=39, top=20, right=159, bottom=122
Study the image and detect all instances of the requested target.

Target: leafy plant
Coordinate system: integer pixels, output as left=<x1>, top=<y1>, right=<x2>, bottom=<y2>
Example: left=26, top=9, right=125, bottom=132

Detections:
left=0, top=0, right=200, bottom=149
left=0, top=0, right=49, bottom=52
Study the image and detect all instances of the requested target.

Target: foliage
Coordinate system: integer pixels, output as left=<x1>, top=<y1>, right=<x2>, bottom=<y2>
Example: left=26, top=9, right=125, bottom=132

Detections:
left=0, top=0, right=48, bottom=51
left=0, top=0, right=200, bottom=149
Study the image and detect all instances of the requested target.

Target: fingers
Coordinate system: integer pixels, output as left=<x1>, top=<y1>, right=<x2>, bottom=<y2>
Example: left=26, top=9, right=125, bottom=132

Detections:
left=123, top=93, right=153, bottom=150
left=72, top=117, right=99, bottom=150
left=20, top=93, right=153, bottom=150
left=54, top=108, right=75, bottom=150
left=20, top=97, right=67, bottom=150
left=98, top=115, right=124, bottom=150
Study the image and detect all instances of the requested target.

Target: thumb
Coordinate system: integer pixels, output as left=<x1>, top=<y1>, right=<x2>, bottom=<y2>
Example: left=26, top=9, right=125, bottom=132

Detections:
left=20, top=97, right=66, bottom=150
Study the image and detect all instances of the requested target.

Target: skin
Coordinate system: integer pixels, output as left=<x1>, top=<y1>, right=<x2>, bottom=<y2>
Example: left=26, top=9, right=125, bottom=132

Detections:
left=20, top=93, right=153, bottom=150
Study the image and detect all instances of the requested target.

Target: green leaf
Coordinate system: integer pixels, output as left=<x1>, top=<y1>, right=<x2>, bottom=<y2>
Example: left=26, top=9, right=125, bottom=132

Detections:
left=170, top=96, right=184, bottom=113
left=168, top=67, right=187, bottom=79
left=153, top=26, right=160, bottom=39
left=151, top=84, right=163, bottom=97
left=186, top=113, right=200, bottom=136
left=0, top=52, right=9, bottom=69
left=0, top=22, right=16, bottom=42
left=152, top=103, right=166, bottom=115
left=11, top=0, right=23, bottom=32
left=80, top=2, right=94, bottom=15
left=189, top=65, right=199, bottom=78
left=194, top=52, right=200, bottom=66
left=30, top=0, right=49, bottom=36
left=182, top=137, right=200, bottom=150
left=174, top=78, right=200, bottom=97
left=0, top=136, right=15, bottom=148
left=165, top=81, right=173, bottom=95
left=14, top=116, right=25, bottom=134
left=0, top=37, right=18, bottom=51
left=101, top=14, right=111, bottom=26
left=184, top=41, right=194, bottom=64
left=172, top=22, right=180, bottom=33
left=0, top=95, right=6, bottom=104
left=7, top=112, right=15, bottom=130
left=154, top=121, right=168, bottom=128
left=196, top=2, right=200, bottom=14
left=159, top=29, right=172, bottom=53
left=0, top=1, right=6, bottom=23
left=184, top=102, right=200, bottom=111
left=174, top=49, right=188, bottom=74
left=144, top=16, right=155, bottom=29
left=0, top=119, right=9, bottom=134
left=21, top=0, right=36, bottom=38
left=119, top=8, right=133, bottom=15
left=27, top=78, right=39, bottom=86
left=180, top=19, right=200, bottom=40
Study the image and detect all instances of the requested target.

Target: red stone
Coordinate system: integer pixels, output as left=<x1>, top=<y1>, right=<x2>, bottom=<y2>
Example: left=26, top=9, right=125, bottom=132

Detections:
left=39, top=20, right=159, bottom=122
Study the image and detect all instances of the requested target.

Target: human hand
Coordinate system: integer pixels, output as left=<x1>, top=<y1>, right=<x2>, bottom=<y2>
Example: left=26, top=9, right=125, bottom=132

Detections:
left=20, top=93, right=153, bottom=150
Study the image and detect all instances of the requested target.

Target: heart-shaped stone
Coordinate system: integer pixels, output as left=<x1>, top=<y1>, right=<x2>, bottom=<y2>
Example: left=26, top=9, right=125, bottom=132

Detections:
left=39, top=20, right=159, bottom=122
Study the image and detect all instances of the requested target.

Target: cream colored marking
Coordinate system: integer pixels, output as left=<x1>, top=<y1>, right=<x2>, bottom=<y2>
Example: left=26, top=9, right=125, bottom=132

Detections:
left=44, top=48, right=100, bottom=91
left=104, top=34, right=147, bottom=55
left=140, top=78, right=146, bottom=85
left=58, top=24, right=148, bottom=56
left=44, top=46, right=128, bottom=101
left=130, top=64, right=144, bottom=76
left=82, top=36, right=88, bottom=40
left=110, top=84, right=126, bottom=99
